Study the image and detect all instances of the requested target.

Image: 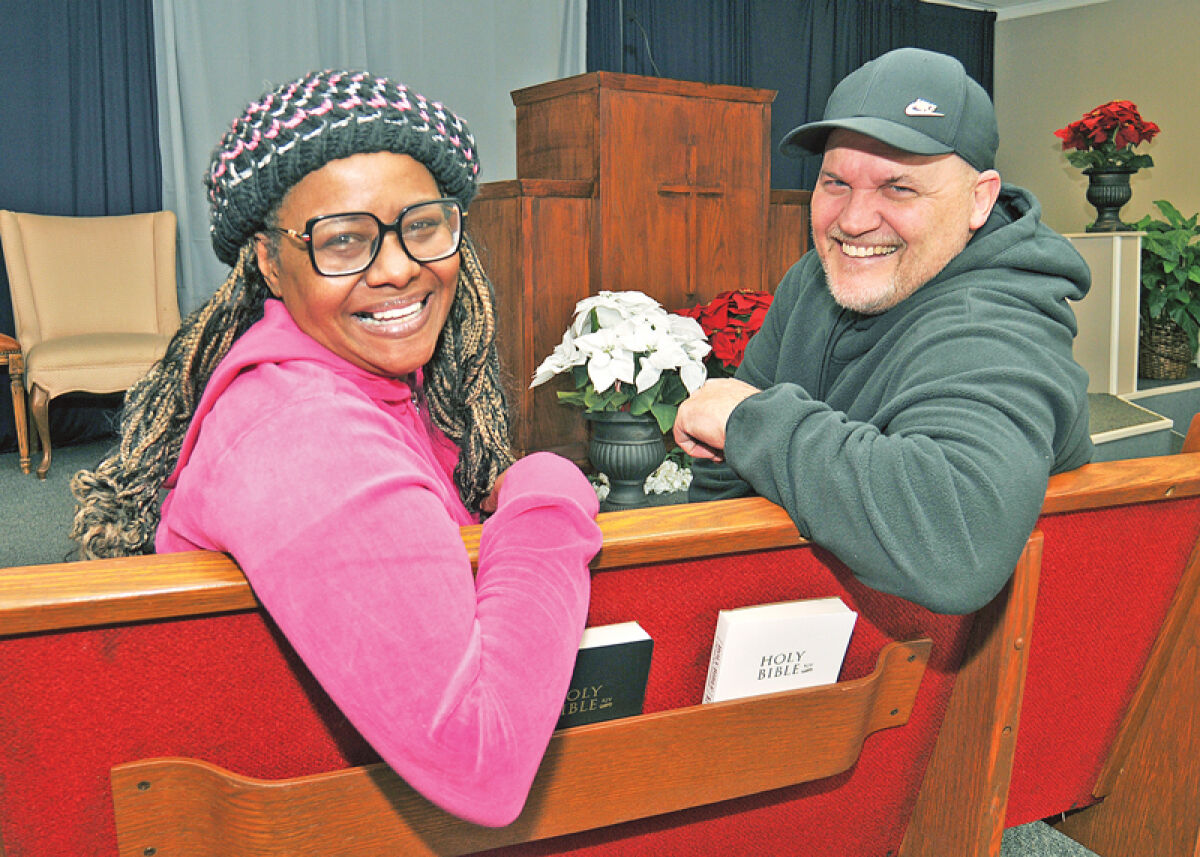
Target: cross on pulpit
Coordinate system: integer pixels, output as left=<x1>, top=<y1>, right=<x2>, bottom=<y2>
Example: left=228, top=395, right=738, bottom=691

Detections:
left=658, top=143, right=725, bottom=302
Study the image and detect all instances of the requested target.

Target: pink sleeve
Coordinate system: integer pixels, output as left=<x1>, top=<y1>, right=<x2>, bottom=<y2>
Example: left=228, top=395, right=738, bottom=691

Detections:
left=167, top=386, right=600, bottom=826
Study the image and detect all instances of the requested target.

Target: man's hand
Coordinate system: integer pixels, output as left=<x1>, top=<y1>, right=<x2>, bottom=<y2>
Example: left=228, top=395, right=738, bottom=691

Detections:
left=672, top=378, right=760, bottom=462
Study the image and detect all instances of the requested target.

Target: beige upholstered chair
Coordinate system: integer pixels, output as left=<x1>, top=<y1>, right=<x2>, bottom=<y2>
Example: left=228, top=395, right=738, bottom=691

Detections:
left=0, top=210, right=180, bottom=478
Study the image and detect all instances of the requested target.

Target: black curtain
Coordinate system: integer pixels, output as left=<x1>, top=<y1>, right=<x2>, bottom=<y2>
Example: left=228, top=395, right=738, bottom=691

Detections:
left=587, top=1, right=753, bottom=86
left=0, top=0, right=161, bottom=452
left=587, top=0, right=994, bottom=190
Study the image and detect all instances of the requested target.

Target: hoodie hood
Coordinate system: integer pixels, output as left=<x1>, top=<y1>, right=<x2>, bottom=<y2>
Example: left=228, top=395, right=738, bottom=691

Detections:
left=926, top=183, right=1090, bottom=308
left=164, top=299, right=420, bottom=491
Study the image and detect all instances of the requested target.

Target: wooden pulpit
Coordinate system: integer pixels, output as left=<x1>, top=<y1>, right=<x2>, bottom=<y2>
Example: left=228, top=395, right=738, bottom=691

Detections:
left=468, top=72, right=811, bottom=461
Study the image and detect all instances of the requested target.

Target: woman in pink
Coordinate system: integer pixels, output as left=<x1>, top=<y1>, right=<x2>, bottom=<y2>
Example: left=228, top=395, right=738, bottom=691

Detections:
left=71, top=70, right=601, bottom=827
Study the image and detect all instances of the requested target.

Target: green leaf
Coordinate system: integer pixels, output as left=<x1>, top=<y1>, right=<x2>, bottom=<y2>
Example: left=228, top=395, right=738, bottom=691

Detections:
left=649, top=401, right=678, bottom=434
left=1141, top=200, right=1200, bottom=331
left=1156, top=199, right=1185, bottom=225
left=580, top=382, right=631, bottom=412
left=557, top=390, right=588, bottom=408
left=630, top=376, right=665, bottom=413
left=1173, top=312, right=1200, bottom=352
left=659, top=372, right=688, bottom=406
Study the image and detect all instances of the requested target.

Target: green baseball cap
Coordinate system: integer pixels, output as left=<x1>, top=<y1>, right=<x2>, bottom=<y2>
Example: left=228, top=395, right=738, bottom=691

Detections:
left=780, top=48, right=998, bottom=172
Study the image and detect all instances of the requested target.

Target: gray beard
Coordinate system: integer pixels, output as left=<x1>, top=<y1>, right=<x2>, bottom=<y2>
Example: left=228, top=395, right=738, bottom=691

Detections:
left=818, top=256, right=900, bottom=316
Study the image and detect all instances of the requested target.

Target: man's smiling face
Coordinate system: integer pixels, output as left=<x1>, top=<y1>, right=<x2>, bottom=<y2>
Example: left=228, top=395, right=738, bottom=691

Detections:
left=810, top=130, right=999, bottom=314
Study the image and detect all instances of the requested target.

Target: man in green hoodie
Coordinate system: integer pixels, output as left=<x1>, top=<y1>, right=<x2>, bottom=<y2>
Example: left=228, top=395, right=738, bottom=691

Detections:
left=674, top=48, right=1093, bottom=614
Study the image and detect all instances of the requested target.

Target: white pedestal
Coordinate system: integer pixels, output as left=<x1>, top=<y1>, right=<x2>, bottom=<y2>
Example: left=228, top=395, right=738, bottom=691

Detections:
left=1065, top=232, right=1143, bottom=396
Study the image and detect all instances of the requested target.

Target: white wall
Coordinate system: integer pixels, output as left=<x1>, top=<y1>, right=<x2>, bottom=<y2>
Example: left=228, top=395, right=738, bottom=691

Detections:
left=994, top=0, right=1200, bottom=234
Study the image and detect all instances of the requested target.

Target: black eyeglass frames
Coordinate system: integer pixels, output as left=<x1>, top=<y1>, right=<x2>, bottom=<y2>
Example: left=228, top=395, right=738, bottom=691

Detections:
left=273, top=198, right=464, bottom=277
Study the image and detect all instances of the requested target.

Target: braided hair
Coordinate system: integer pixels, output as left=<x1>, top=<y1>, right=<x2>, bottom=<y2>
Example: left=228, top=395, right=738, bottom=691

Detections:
left=70, top=246, right=269, bottom=557
left=71, top=70, right=514, bottom=559
left=425, top=236, right=515, bottom=510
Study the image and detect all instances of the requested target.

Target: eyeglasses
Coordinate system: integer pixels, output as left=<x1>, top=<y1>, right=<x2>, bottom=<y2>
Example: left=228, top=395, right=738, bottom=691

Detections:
left=274, top=198, right=464, bottom=277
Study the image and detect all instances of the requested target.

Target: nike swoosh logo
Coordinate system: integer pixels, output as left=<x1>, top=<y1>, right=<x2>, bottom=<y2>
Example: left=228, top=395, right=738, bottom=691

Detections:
left=905, top=99, right=944, bottom=117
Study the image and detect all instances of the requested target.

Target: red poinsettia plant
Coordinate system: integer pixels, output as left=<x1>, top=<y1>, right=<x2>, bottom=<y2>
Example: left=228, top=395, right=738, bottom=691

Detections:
left=1054, top=100, right=1160, bottom=171
left=676, top=290, right=773, bottom=378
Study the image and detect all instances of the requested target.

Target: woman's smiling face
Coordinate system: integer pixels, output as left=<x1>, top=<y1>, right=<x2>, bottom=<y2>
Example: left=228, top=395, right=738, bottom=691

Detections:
left=255, top=151, right=459, bottom=377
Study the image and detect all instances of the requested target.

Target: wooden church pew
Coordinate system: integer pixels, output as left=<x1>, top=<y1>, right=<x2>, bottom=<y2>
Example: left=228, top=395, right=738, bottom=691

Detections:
left=1003, top=419, right=1200, bottom=857
left=5, top=446, right=1200, bottom=856
left=0, top=499, right=1038, bottom=857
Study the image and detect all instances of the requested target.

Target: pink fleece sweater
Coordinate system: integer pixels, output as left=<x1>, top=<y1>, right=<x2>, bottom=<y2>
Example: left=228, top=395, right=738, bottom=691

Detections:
left=157, top=300, right=601, bottom=826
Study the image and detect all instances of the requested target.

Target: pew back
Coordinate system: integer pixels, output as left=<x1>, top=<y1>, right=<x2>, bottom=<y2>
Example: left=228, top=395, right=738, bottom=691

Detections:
left=1008, top=497, right=1200, bottom=824
left=1008, top=447, right=1200, bottom=856
left=4, top=450, right=1200, bottom=856
left=0, top=501, right=1029, bottom=857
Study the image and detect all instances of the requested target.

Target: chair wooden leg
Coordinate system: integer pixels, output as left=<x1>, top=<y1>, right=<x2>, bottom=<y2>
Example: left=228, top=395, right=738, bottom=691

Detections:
left=29, top=383, right=51, bottom=480
left=7, top=352, right=29, bottom=474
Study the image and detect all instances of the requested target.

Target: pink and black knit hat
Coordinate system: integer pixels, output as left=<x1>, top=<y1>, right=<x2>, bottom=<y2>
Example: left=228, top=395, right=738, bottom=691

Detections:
left=205, top=69, right=480, bottom=267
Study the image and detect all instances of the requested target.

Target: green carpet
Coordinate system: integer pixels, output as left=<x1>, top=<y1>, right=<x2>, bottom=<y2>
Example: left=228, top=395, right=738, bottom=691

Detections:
left=1003, top=821, right=1102, bottom=856
left=1087, top=392, right=1166, bottom=434
left=0, top=435, right=113, bottom=567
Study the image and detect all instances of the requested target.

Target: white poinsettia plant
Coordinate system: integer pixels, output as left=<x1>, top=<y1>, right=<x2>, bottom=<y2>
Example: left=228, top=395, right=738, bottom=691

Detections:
left=530, top=290, right=711, bottom=433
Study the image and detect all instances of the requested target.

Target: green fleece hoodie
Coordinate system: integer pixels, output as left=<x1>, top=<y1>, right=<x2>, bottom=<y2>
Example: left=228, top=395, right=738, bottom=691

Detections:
left=689, top=184, right=1093, bottom=614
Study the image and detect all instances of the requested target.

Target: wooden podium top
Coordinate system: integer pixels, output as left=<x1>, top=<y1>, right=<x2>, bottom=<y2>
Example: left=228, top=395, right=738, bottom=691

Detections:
left=482, top=68, right=794, bottom=457
left=512, top=70, right=776, bottom=107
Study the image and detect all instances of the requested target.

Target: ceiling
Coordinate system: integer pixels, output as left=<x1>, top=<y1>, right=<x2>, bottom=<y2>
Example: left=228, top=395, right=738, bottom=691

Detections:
left=923, top=0, right=1115, bottom=20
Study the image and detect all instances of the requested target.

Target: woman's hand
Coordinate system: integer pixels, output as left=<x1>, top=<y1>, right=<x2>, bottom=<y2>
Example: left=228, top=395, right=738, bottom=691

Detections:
left=479, top=469, right=509, bottom=514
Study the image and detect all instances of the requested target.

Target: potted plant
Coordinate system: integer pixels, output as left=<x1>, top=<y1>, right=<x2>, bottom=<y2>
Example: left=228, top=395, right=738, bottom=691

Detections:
left=676, top=289, right=773, bottom=379
left=530, top=290, right=710, bottom=507
left=1134, top=200, right=1200, bottom=380
left=1054, top=100, right=1160, bottom=232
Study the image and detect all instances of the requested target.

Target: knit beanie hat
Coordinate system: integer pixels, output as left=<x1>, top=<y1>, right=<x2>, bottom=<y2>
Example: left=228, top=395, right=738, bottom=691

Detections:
left=205, top=69, right=480, bottom=267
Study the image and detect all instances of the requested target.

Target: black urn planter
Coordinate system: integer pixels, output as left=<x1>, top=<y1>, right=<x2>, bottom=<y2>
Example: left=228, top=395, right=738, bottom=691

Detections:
left=1084, top=166, right=1136, bottom=232
left=586, top=411, right=665, bottom=509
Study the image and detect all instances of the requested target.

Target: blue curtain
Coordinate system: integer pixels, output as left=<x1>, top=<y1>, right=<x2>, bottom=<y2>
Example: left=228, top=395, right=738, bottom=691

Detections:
left=587, top=0, right=994, bottom=190
left=0, top=0, right=161, bottom=452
